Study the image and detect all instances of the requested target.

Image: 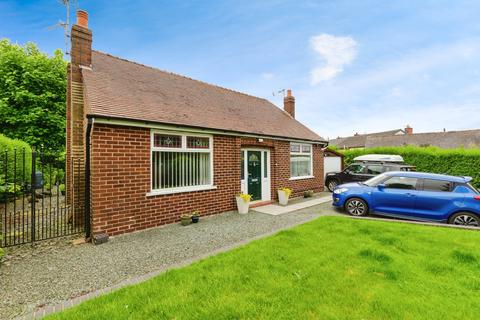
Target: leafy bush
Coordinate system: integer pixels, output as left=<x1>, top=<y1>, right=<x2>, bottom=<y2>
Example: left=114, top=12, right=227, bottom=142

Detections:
left=0, top=39, right=67, bottom=152
left=0, top=134, right=32, bottom=200
left=341, top=146, right=480, bottom=188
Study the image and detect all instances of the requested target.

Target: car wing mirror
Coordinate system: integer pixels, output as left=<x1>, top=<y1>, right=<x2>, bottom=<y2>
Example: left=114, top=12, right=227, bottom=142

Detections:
left=377, top=184, right=386, bottom=190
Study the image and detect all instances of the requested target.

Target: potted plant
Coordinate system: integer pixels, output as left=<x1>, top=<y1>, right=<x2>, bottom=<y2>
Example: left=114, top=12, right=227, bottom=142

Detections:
left=235, top=193, right=252, bottom=214
left=277, top=187, right=292, bottom=206
left=180, top=214, right=192, bottom=226
left=304, top=190, right=314, bottom=198
left=191, top=210, right=200, bottom=223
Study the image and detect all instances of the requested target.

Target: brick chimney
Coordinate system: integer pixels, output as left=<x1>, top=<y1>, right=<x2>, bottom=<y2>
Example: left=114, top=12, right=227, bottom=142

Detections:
left=66, top=10, right=92, bottom=222
left=284, top=89, right=295, bottom=118
left=71, top=10, right=92, bottom=73
left=405, top=125, right=413, bottom=135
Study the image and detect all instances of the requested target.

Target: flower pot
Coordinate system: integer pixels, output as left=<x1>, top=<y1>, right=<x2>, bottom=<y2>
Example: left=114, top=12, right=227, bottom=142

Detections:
left=236, top=196, right=250, bottom=214
left=192, top=216, right=199, bottom=223
left=181, top=217, right=191, bottom=226
left=278, top=190, right=290, bottom=206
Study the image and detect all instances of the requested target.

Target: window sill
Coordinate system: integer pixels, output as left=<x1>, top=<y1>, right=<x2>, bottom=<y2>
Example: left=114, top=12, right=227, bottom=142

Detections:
left=289, top=175, right=315, bottom=181
left=146, top=185, right=217, bottom=196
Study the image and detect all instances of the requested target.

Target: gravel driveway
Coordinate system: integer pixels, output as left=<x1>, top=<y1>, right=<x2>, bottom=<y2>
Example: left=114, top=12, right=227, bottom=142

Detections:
left=0, top=198, right=338, bottom=319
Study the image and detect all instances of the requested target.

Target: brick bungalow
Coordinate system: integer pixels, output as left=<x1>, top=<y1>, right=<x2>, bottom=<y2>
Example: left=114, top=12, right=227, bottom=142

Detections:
left=66, top=11, right=328, bottom=238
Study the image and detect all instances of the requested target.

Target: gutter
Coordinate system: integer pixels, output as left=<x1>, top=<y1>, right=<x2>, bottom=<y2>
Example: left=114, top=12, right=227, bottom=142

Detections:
left=86, top=114, right=329, bottom=147
left=84, top=117, right=94, bottom=240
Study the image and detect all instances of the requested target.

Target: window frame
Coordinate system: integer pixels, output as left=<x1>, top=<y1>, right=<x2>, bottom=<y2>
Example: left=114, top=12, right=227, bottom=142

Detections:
left=289, top=142, right=314, bottom=180
left=148, top=130, right=215, bottom=196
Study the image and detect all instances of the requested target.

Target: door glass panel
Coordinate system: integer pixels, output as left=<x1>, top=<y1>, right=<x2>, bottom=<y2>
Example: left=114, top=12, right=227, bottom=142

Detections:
left=241, top=151, right=245, bottom=180
left=367, top=165, right=384, bottom=175
left=384, top=177, right=418, bottom=190
left=263, top=151, right=267, bottom=178
left=247, top=151, right=262, bottom=200
left=249, top=153, right=259, bottom=162
left=346, top=164, right=365, bottom=174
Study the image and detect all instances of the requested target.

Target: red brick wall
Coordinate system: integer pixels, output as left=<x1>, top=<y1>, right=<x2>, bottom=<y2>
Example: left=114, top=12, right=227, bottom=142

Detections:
left=240, top=137, right=324, bottom=199
left=90, top=124, right=241, bottom=236
left=90, top=124, right=324, bottom=237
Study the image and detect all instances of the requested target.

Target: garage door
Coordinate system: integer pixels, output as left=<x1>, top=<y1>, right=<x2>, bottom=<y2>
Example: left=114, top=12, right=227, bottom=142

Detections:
left=324, top=157, right=342, bottom=177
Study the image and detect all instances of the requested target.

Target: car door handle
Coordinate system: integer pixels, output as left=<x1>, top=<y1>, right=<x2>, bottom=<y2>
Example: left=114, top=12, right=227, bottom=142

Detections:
left=406, top=193, right=416, bottom=197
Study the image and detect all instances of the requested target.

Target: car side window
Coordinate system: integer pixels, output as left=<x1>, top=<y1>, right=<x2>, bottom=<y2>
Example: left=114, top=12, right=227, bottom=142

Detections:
left=423, top=179, right=452, bottom=192
left=367, top=165, right=384, bottom=175
left=346, top=164, right=365, bottom=174
left=383, top=176, right=418, bottom=190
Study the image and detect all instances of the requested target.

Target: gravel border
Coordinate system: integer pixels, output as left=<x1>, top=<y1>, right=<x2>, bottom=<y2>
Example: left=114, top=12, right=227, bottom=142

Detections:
left=1, top=197, right=336, bottom=319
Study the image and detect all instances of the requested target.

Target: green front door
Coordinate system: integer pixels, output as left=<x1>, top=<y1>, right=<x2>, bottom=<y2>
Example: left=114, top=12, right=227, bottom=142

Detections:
left=247, top=151, right=262, bottom=201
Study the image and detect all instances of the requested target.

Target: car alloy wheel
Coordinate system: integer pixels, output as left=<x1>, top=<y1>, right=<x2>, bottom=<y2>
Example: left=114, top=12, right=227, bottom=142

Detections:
left=451, top=213, right=479, bottom=227
left=345, top=198, right=367, bottom=216
left=327, top=180, right=338, bottom=192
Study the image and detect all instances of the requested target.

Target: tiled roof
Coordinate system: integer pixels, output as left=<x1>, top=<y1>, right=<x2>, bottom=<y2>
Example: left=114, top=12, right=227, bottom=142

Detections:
left=329, top=129, right=405, bottom=149
left=365, top=129, right=480, bottom=149
left=81, top=51, right=325, bottom=142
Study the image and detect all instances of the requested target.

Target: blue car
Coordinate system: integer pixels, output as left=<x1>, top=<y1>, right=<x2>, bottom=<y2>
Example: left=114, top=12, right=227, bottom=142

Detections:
left=332, top=171, right=480, bottom=226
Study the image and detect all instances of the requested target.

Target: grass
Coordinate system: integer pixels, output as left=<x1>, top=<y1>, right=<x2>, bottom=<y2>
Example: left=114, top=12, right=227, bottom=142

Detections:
left=47, top=216, right=480, bottom=320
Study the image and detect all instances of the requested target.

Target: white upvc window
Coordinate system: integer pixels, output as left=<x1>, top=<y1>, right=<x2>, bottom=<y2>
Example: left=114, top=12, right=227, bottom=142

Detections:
left=149, top=130, right=215, bottom=195
left=290, top=142, right=313, bottom=179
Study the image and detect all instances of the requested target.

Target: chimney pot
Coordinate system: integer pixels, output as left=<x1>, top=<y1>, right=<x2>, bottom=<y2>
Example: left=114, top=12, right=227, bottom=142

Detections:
left=283, top=89, right=295, bottom=118
left=76, top=10, right=89, bottom=28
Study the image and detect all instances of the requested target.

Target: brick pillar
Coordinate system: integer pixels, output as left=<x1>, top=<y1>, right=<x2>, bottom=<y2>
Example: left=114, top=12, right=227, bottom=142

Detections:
left=66, top=10, right=92, bottom=226
left=284, top=89, right=295, bottom=118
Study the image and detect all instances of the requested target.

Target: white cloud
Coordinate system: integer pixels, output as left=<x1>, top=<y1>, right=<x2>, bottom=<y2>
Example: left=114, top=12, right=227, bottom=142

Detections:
left=294, top=38, right=480, bottom=138
left=260, top=72, right=275, bottom=80
left=309, top=34, right=357, bottom=85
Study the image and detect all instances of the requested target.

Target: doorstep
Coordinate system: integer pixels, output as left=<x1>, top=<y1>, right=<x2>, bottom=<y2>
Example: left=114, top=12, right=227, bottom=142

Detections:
left=252, top=195, right=332, bottom=216
left=250, top=200, right=273, bottom=208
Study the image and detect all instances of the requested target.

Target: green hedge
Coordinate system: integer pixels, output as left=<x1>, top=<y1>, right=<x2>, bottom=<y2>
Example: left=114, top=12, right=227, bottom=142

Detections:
left=0, top=134, right=32, bottom=197
left=341, top=146, right=480, bottom=189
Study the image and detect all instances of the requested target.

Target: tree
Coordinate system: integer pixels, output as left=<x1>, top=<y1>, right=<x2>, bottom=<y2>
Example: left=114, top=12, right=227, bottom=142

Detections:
left=0, top=39, right=67, bottom=152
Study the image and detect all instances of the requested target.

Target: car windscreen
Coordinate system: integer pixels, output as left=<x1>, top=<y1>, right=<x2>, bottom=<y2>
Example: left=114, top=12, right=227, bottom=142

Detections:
left=467, top=183, right=480, bottom=194
left=363, top=173, right=388, bottom=187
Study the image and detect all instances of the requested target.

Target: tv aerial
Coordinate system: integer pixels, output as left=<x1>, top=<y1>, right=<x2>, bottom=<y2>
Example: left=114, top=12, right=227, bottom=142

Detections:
left=272, top=89, right=286, bottom=97
left=46, top=0, right=79, bottom=56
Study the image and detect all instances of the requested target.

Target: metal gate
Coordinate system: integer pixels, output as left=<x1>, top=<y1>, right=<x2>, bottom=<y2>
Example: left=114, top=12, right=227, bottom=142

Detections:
left=1, top=148, right=86, bottom=247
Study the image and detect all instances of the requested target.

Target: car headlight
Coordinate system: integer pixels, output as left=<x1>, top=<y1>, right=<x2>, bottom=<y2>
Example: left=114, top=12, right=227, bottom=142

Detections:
left=334, top=188, right=349, bottom=194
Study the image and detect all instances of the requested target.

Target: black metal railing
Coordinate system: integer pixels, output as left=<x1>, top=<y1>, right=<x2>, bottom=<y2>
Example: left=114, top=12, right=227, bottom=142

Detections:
left=1, top=148, right=84, bottom=247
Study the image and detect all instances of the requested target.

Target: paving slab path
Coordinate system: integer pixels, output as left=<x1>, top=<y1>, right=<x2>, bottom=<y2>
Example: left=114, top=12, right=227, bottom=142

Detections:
left=252, top=195, right=332, bottom=215
left=1, top=197, right=338, bottom=319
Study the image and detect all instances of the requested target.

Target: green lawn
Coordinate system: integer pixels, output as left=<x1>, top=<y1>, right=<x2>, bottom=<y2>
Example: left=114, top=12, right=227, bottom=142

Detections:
left=48, top=216, right=480, bottom=320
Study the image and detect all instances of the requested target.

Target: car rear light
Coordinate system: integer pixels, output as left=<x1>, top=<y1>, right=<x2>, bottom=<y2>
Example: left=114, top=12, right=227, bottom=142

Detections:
left=474, top=195, right=480, bottom=200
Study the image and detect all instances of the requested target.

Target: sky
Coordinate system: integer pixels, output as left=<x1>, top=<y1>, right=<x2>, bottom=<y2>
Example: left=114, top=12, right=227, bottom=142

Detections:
left=1, top=0, right=480, bottom=140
